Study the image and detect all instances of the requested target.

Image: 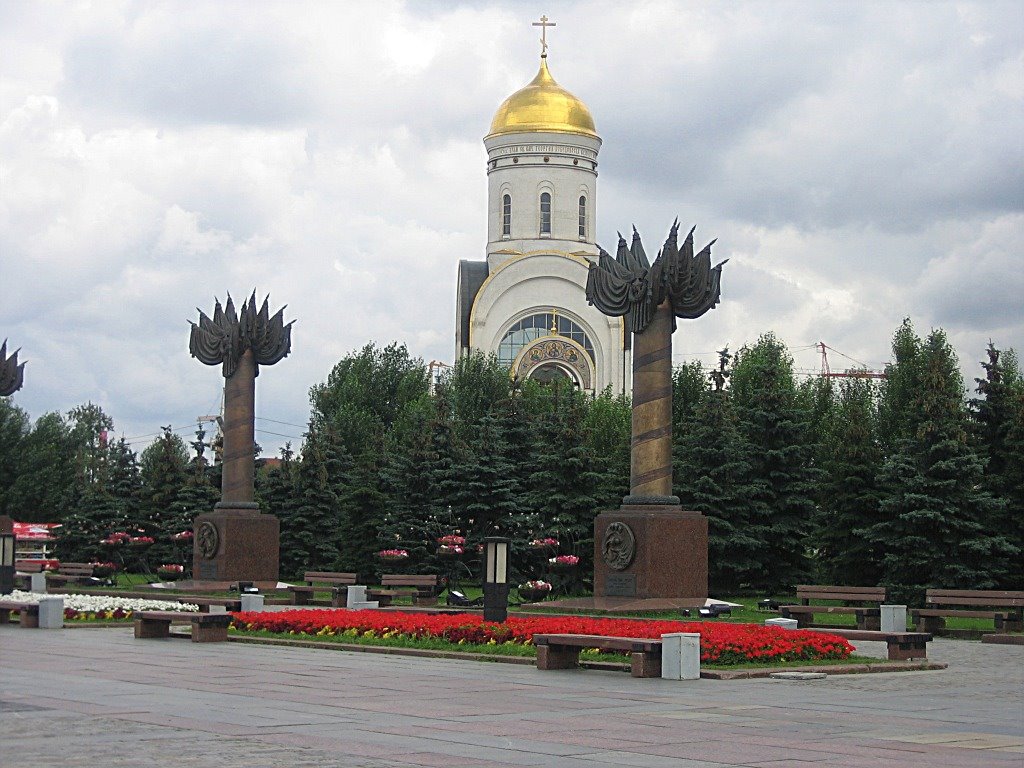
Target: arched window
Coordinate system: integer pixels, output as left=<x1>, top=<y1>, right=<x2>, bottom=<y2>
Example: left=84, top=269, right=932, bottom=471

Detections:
left=539, top=192, right=552, bottom=236
left=497, top=312, right=595, bottom=367
left=578, top=196, right=587, bottom=239
left=502, top=194, right=511, bottom=238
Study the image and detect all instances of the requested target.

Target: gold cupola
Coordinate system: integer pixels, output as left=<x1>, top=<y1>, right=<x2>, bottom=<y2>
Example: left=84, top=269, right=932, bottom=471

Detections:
left=487, top=57, right=598, bottom=139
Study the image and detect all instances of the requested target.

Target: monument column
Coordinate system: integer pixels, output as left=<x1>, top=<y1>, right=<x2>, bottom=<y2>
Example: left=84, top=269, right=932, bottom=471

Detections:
left=189, top=293, right=293, bottom=586
left=586, top=223, right=725, bottom=606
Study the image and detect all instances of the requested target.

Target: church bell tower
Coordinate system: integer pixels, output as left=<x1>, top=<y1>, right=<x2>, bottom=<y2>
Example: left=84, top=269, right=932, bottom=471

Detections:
left=455, top=18, right=629, bottom=394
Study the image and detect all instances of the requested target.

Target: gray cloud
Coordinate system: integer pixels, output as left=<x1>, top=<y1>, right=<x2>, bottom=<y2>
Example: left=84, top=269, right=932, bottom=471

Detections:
left=1, top=1, right=1021, bottom=455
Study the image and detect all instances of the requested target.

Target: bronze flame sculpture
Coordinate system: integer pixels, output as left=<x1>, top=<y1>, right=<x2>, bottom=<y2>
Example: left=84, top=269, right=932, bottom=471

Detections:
left=586, top=221, right=726, bottom=504
left=190, top=292, right=293, bottom=504
left=0, top=340, right=25, bottom=396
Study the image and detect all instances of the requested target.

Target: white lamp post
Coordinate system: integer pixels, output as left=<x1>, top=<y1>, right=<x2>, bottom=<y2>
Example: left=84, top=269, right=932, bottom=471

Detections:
left=482, top=536, right=511, bottom=622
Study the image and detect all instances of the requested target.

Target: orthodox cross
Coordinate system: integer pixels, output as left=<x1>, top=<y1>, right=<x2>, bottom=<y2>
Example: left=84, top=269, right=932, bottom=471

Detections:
left=533, top=15, right=556, bottom=56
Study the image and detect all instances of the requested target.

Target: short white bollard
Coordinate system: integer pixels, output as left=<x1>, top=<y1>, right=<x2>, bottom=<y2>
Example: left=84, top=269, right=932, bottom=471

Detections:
left=661, top=632, right=701, bottom=680
left=765, top=617, right=799, bottom=630
left=347, top=585, right=367, bottom=607
left=208, top=604, right=227, bottom=614
left=239, top=593, right=265, bottom=612
left=37, top=596, right=64, bottom=628
left=30, top=572, right=47, bottom=593
left=880, top=605, right=907, bottom=633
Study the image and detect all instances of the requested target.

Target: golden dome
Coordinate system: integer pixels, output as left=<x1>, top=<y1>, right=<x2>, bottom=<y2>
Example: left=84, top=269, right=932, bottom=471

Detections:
left=487, top=58, right=597, bottom=139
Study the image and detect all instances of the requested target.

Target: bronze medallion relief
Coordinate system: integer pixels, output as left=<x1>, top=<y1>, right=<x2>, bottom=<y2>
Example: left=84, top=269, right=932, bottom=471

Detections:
left=602, top=521, right=636, bottom=571
left=197, top=521, right=220, bottom=560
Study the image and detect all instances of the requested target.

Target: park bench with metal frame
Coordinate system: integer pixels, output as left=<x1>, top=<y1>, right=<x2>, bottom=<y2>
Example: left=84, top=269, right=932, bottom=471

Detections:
left=533, top=633, right=664, bottom=678
left=779, top=585, right=886, bottom=629
left=911, top=589, right=1024, bottom=634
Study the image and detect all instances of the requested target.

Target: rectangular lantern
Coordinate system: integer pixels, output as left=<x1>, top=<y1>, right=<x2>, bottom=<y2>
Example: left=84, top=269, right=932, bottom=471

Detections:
left=0, top=515, right=14, bottom=595
left=482, top=536, right=511, bottom=622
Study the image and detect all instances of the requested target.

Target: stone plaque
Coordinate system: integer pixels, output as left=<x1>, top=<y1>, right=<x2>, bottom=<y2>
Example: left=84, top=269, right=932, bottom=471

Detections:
left=605, top=573, right=636, bottom=597
left=602, top=521, right=636, bottom=570
left=198, top=562, right=218, bottom=580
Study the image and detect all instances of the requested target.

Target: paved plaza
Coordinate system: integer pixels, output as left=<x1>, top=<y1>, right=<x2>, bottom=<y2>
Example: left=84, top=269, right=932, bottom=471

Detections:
left=1, top=626, right=1022, bottom=767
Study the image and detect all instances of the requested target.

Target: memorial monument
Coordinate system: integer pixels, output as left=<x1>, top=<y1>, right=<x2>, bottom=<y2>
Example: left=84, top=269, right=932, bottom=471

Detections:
left=586, top=222, right=725, bottom=605
left=1, top=339, right=26, bottom=396
left=188, top=293, right=293, bottom=584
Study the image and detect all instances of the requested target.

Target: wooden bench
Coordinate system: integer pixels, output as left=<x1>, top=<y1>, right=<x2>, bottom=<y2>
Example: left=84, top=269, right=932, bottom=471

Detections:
left=133, top=610, right=232, bottom=642
left=810, top=628, right=933, bottom=660
left=0, top=600, right=41, bottom=627
left=288, top=572, right=357, bottom=606
left=46, top=562, right=97, bottom=585
left=780, top=585, right=887, bottom=629
left=912, top=589, right=1024, bottom=634
left=533, top=633, right=663, bottom=677
left=367, top=574, right=439, bottom=607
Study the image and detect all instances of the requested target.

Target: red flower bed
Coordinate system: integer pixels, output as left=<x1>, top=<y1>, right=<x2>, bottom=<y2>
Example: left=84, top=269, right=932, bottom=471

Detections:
left=231, top=610, right=853, bottom=665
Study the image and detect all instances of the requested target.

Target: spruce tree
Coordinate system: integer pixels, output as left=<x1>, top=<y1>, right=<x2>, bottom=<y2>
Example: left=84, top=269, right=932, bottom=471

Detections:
left=676, top=351, right=763, bottom=593
left=258, top=445, right=301, bottom=578
left=285, top=428, right=351, bottom=574
left=869, top=330, right=1016, bottom=602
left=731, top=333, right=818, bottom=591
left=138, top=427, right=189, bottom=566
left=815, top=378, right=885, bottom=585
left=0, top=399, right=29, bottom=518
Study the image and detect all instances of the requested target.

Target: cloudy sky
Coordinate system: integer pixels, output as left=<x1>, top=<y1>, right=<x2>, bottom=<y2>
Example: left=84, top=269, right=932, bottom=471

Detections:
left=1, top=0, right=1021, bottom=455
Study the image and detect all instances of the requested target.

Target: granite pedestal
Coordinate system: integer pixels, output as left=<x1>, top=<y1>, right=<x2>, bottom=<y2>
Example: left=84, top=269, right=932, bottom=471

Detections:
left=593, top=505, right=708, bottom=604
left=192, top=506, right=279, bottom=584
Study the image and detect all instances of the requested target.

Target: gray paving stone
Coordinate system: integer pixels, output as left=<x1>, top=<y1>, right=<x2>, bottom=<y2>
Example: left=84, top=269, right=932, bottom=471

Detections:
left=0, top=627, right=1021, bottom=767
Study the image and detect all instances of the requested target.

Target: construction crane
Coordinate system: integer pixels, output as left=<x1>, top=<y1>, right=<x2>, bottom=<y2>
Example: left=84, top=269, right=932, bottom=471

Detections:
left=818, top=342, right=887, bottom=380
left=427, top=360, right=452, bottom=394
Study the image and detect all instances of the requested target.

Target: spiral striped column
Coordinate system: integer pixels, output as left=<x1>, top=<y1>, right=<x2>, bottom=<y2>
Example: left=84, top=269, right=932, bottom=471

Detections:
left=628, top=301, right=676, bottom=501
left=221, top=348, right=257, bottom=504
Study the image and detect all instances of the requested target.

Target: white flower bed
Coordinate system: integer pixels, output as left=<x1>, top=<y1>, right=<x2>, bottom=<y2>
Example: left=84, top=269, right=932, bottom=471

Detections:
left=7, top=590, right=199, bottom=613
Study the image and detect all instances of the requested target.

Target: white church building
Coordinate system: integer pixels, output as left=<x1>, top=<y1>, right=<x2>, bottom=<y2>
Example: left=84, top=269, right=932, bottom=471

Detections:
left=455, top=45, right=630, bottom=395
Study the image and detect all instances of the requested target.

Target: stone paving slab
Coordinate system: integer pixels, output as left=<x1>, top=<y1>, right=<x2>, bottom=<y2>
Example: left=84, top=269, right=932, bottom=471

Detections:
left=0, top=627, right=1021, bottom=767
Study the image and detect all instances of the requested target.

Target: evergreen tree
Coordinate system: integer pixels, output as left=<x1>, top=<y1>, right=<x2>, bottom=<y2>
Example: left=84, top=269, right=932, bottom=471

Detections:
left=815, top=378, right=885, bottom=585
left=0, top=398, right=30, bottom=517
left=138, top=427, right=189, bottom=565
left=675, top=351, right=763, bottom=593
left=285, top=428, right=352, bottom=574
left=7, top=412, right=76, bottom=523
left=868, top=329, right=1017, bottom=602
left=583, top=388, right=631, bottom=507
left=731, top=333, right=818, bottom=591
left=258, top=444, right=300, bottom=578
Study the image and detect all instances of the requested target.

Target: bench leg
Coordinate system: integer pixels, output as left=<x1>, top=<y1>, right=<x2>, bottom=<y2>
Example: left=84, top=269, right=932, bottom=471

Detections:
left=996, top=616, right=1022, bottom=633
left=888, top=639, right=928, bottom=661
left=20, top=610, right=39, bottom=628
left=191, top=621, right=228, bottom=642
left=917, top=615, right=945, bottom=633
left=134, top=618, right=171, bottom=639
left=0, top=608, right=10, bottom=625
left=631, top=651, right=662, bottom=678
left=536, top=644, right=581, bottom=670
left=858, top=615, right=881, bottom=631
left=414, top=595, right=438, bottom=607
left=291, top=591, right=310, bottom=606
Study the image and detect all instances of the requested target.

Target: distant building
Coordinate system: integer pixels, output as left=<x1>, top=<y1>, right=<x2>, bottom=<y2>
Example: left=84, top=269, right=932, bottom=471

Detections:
left=455, top=45, right=629, bottom=394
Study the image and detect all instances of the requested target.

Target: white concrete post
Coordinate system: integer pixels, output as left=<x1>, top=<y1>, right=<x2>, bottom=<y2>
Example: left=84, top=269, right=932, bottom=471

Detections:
left=661, top=632, right=700, bottom=680
left=765, top=617, right=799, bottom=630
left=880, top=605, right=907, bottom=633
left=37, top=596, right=64, bottom=628
left=30, top=572, right=47, bottom=592
left=208, top=604, right=227, bottom=614
left=347, top=585, right=367, bottom=608
left=239, top=594, right=265, bottom=612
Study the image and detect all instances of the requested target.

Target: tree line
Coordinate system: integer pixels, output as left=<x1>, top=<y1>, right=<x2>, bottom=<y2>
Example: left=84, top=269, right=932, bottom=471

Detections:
left=0, top=318, right=1020, bottom=601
